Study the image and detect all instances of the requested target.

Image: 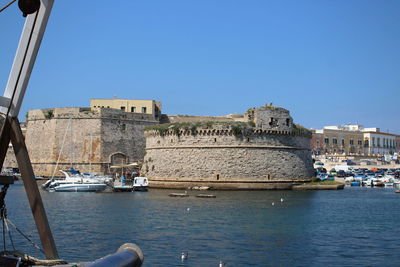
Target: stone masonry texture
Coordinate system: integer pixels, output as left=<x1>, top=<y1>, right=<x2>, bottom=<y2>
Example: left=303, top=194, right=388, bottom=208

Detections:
left=142, top=105, right=314, bottom=189
left=24, top=107, right=157, bottom=176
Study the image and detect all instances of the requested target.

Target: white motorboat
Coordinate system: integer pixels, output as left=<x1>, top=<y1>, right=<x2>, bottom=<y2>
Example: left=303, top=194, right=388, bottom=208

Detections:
left=42, top=170, right=109, bottom=192
left=362, top=178, right=380, bottom=187
left=132, top=177, right=149, bottom=191
left=51, top=182, right=108, bottom=192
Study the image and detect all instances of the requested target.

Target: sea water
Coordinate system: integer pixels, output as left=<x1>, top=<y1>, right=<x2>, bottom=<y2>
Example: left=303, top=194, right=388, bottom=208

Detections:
left=4, top=182, right=400, bottom=266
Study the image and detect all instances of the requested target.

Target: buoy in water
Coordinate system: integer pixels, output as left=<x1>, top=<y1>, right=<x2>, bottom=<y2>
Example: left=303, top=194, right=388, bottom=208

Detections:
left=272, top=202, right=275, bottom=206
left=181, top=251, right=188, bottom=261
left=281, top=198, right=284, bottom=202
left=219, top=260, right=227, bottom=267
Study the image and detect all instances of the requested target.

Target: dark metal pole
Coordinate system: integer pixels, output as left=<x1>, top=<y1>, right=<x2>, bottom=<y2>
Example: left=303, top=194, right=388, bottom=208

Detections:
left=9, top=117, right=59, bottom=259
left=0, top=119, right=11, bottom=170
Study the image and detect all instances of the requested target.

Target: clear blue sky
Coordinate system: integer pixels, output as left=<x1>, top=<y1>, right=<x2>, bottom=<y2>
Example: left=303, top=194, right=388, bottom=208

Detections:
left=1, top=0, right=399, bottom=133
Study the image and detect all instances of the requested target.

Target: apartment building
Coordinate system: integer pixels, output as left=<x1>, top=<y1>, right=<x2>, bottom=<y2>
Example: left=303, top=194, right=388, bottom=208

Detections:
left=312, top=125, right=399, bottom=157
left=90, top=98, right=162, bottom=120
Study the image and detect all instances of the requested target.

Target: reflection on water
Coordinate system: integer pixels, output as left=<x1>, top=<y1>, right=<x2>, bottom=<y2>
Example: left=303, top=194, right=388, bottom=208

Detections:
left=5, top=182, right=400, bottom=266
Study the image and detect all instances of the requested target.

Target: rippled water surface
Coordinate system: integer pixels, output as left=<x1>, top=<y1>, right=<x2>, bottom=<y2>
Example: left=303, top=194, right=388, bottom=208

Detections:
left=5, top=183, right=400, bottom=266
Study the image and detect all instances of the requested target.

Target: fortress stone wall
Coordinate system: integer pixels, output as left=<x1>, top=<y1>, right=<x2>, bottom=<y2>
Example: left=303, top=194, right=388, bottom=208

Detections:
left=142, top=105, right=314, bottom=189
left=25, top=107, right=157, bottom=176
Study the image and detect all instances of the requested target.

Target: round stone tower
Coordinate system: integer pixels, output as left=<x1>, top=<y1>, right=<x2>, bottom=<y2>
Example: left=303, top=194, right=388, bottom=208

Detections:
left=141, top=106, right=314, bottom=189
left=246, top=105, right=293, bottom=131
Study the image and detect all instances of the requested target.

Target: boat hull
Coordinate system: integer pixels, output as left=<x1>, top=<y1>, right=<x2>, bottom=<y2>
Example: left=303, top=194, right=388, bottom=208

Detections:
left=133, top=186, right=148, bottom=192
left=113, top=185, right=134, bottom=192
left=53, top=184, right=107, bottom=192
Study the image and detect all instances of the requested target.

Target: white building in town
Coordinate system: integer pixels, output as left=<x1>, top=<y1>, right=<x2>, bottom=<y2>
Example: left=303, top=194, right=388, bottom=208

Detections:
left=311, top=124, right=399, bottom=157
left=363, top=130, right=397, bottom=156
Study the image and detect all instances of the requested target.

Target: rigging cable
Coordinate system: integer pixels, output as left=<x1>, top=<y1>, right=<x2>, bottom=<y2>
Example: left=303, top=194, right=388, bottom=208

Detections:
left=0, top=0, right=16, bottom=13
left=0, top=184, right=45, bottom=254
left=6, top=219, right=45, bottom=254
left=0, top=184, right=9, bottom=251
left=4, top=217, right=16, bottom=251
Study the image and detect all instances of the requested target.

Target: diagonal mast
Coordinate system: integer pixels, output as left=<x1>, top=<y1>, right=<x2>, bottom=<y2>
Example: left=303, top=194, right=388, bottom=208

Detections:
left=0, top=0, right=58, bottom=259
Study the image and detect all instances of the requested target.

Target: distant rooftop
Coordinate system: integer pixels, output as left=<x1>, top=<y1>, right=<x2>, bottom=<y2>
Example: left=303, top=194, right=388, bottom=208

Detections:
left=323, top=124, right=380, bottom=132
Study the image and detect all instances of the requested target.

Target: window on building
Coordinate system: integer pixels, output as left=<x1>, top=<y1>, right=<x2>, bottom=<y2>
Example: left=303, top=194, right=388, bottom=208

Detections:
left=350, top=139, right=354, bottom=145
left=364, top=140, right=369, bottom=147
left=342, top=139, right=345, bottom=145
left=269, top=117, right=277, bottom=127
left=142, top=107, right=147, bottom=113
left=324, top=138, right=329, bottom=144
left=121, top=106, right=125, bottom=111
left=286, top=118, right=290, bottom=126
left=358, top=140, right=362, bottom=146
left=131, top=107, right=136, bottom=112
left=333, top=138, right=338, bottom=145
left=372, top=137, right=375, bottom=146
left=121, top=124, right=126, bottom=131
left=377, top=138, right=380, bottom=147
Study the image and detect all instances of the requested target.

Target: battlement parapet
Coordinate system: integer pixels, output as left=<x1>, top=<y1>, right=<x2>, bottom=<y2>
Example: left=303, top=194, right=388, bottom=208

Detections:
left=27, top=107, right=158, bottom=122
left=144, top=127, right=311, bottom=138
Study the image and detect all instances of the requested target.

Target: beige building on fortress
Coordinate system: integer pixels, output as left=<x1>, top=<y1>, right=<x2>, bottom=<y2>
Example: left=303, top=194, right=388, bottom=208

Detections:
left=90, top=98, right=162, bottom=120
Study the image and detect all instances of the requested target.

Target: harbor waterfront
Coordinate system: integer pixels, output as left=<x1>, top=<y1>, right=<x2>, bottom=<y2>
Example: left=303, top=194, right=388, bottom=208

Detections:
left=6, top=182, right=400, bottom=266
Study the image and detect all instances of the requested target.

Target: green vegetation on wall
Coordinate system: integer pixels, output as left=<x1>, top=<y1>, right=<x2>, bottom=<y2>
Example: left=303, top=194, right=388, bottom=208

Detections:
left=44, top=110, right=54, bottom=119
left=293, top=123, right=311, bottom=134
left=145, top=121, right=255, bottom=136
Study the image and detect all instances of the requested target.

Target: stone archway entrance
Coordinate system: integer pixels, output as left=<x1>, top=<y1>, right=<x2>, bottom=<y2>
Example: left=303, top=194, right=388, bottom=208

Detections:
left=110, top=152, right=127, bottom=166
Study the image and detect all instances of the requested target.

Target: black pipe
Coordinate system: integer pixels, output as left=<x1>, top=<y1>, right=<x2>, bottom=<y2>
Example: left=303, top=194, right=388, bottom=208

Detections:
left=85, top=243, right=144, bottom=267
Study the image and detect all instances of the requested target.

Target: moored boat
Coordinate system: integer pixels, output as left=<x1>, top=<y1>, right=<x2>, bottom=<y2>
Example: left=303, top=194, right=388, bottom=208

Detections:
left=133, top=177, right=149, bottom=191
left=113, top=184, right=134, bottom=192
left=52, top=182, right=108, bottom=192
left=42, top=170, right=109, bottom=192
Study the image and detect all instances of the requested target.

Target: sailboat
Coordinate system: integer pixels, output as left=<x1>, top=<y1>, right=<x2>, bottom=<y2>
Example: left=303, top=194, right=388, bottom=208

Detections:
left=42, top=118, right=112, bottom=192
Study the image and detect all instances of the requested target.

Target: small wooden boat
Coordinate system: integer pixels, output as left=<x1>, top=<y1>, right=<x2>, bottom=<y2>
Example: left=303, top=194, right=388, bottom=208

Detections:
left=169, top=192, right=189, bottom=197
left=113, top=184, right=134, bottom=192
left=196, top=194, right=216, bottom=198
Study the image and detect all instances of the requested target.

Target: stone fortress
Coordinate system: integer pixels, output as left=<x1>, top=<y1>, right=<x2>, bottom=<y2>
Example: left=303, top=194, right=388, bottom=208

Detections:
left=142, top=105, right=314, bottom=189
left=5, top=99, right=314, bottom=189
left=23, top=99, right=160, bottom=176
